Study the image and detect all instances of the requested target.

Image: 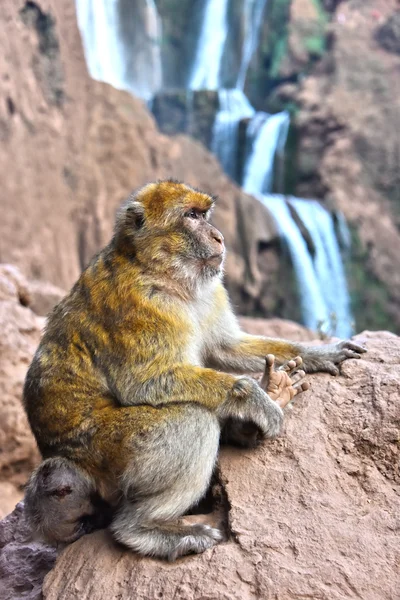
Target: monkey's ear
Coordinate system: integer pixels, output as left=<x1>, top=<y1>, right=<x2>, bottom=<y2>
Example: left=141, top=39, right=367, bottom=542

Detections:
left=124, top=201, right=145, bottom=231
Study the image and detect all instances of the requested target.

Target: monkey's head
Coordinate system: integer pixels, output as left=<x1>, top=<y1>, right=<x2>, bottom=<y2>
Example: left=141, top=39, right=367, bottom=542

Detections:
left=115, top=180, right=225, bottom=284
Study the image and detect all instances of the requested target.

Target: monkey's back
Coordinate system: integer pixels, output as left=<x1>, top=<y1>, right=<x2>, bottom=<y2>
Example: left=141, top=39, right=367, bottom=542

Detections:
left=23, top=247, right=191, bottom=488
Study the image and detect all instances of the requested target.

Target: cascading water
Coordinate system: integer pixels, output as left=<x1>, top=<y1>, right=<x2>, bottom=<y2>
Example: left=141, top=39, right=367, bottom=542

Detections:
left=189, top=0, right=230, bottom=90
left=243, top=111, right=290, bottom=194
left=336, top=211, right=352, bottom=251
left=258, top=195, right=331, bottom=332
left=75, top=0, right=162, bottom=99
left=211, top=89, right=255, bottom=178
left=76, top=0, right=125, bottom=90
left=289, top=199, right=353, bottom=337
left=236, top=0, right=268, bottom=90
left=191, top=0, right=285, bottom=189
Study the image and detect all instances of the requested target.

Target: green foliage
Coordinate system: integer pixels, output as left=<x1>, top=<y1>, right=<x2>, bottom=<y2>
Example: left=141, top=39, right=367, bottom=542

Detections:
left=345, top=226, right=396, bottom=333
left=270, top=36, right=289, bottom=79
left=264, top=0, right=292, bottom=80
left=304, top=34, right=326, bottom=57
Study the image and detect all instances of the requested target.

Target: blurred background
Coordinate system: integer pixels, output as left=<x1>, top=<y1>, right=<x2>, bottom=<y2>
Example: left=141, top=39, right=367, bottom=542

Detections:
left=1, top=0, right=399, bottom=336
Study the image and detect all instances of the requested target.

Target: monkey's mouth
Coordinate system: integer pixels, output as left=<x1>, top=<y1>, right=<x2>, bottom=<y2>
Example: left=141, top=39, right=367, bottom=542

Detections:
left=205, top=253, right=224, bottom=267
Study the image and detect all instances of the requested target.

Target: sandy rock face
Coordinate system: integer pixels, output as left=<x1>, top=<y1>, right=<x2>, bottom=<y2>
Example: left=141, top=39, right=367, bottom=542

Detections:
left=0, top=266, right=42, bottom=495
left=0, top=264, right=66, bottom=518
left=25, top=332, right=398, bottom=600
left=239, top=316, right=316, bottom=341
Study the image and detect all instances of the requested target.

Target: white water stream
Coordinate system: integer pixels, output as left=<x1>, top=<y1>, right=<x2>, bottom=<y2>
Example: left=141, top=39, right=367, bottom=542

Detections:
left=243, top=111, right=290, bottom=194
left=211, top=89, right=255, bottom=178
left=189, top=0, right=230, bottom=90
left=237, top=0, right=268, bottom=90
left=75, top=0, right=162, bottom=99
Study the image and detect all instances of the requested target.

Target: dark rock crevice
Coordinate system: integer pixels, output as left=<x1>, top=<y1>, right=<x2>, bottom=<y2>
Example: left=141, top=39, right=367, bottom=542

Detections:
left=20, top=1, right=65, bottom=106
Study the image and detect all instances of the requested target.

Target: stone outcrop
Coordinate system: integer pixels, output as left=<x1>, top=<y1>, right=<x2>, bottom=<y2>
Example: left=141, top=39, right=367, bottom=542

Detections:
left=1, top=332, right=399, bottom=599
left=0, top=264, right=64, bottom=518
left=0, top=266, right=42, bottom=498
left=0, top=503, right=57, bottom=600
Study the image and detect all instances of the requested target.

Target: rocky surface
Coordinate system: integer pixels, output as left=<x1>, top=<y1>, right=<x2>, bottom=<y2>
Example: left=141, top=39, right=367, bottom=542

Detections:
left=238, top=316, right=316, bottom=341
left=0, top=503, right=57, bottom=600
left=0, top=266, right=42, bottom=497
left=0, top=264, right=64, bottom=518
left=1, top=331, right=399, bottom=599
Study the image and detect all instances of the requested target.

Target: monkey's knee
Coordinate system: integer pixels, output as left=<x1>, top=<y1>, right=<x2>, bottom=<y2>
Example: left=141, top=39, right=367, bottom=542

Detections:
left=24, top=457, right=101, bottom=544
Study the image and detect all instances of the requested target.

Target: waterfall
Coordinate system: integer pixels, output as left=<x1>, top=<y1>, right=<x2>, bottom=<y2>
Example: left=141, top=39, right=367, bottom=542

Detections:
left=258, top=195, right=332, bottom=333
left=189, top=0, right=230, bottom=90
left=211, top=89, right=255, bottom=179
left=237, top=0, right=268, bottom=90
left=289, top=199, right=353, bottom=337
left=241, top=114, right=353, bottom=335
left=75, top=0, right=162, bottom=99
left=76, top=0, right=125, bottom=89
left=202, top=0, right=285, bottom=188
left=243, top=111, right=290, bottom=194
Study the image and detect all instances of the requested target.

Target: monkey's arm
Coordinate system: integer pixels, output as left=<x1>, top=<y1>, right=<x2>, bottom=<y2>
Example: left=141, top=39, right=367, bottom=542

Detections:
left=205, top=286, right=366, bottom=375
left=114, top=365, right=236, bottom=410
left=110, top=363, right=283, bottom=438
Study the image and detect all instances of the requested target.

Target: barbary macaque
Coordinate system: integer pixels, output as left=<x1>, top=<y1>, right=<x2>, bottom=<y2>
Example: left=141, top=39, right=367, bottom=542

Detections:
left=23, top=180, right=365, bottom=559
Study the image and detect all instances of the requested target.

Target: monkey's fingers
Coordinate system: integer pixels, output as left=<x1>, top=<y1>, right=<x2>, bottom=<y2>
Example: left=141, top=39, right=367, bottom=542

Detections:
left=291, top=370, right=309, bottom=394
left=276, top=377, right=310, bottom=409
left=260, top=354, right=275, bottom=390
left=293, top=380, right=310, bottom=392
left=280, top=356, right=303, bottom=374
left=289, top=369, right=306, bottom=385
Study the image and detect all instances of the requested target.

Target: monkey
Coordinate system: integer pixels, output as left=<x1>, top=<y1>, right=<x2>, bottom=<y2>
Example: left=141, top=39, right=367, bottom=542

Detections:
left=23, top=179, right=366, bottom=559
left=24, top=354, right=307, bottom=546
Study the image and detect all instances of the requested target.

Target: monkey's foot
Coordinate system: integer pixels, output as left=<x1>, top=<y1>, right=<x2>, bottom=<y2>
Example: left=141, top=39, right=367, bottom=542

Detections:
left=261, top=355, right=310, bottom=408
left=169, top=524, right=222, bottom=561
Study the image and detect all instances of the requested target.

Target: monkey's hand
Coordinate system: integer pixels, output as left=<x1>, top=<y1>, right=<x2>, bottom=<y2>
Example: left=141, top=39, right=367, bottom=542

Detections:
left=220, top=376, right=284, bottom=440
left=300, top=340, right=367, bottom=375
left=220, top=360, right=308, bottom=448
left=260, top=354, right=310, bottom=408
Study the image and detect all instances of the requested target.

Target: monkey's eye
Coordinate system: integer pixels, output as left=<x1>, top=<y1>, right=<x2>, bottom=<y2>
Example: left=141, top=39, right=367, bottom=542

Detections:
left=186, top=209, right=199, bottom=219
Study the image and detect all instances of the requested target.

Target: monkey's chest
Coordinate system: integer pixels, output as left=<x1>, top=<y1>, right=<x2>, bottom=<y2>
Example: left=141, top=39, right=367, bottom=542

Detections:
left=181, top=302, right=215, bottom=367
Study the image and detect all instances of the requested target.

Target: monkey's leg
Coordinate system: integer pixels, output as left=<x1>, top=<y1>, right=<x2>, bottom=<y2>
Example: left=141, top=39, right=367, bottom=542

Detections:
left=110, top=405, right=222, bottom=560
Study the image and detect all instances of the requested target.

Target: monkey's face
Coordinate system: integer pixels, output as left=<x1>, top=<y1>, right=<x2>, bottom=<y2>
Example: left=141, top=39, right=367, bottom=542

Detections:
left=117, top=181, right=226, bottom=282
left=177, top=206, right=225, bottom=277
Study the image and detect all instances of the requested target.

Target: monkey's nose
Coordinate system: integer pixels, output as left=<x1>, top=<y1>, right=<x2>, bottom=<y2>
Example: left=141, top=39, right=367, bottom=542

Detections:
left=212, top=230, right=224, bottom=246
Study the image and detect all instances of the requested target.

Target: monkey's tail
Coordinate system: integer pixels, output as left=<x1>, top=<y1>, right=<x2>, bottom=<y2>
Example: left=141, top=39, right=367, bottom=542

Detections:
left=24, top=457, right=111, bottom=544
